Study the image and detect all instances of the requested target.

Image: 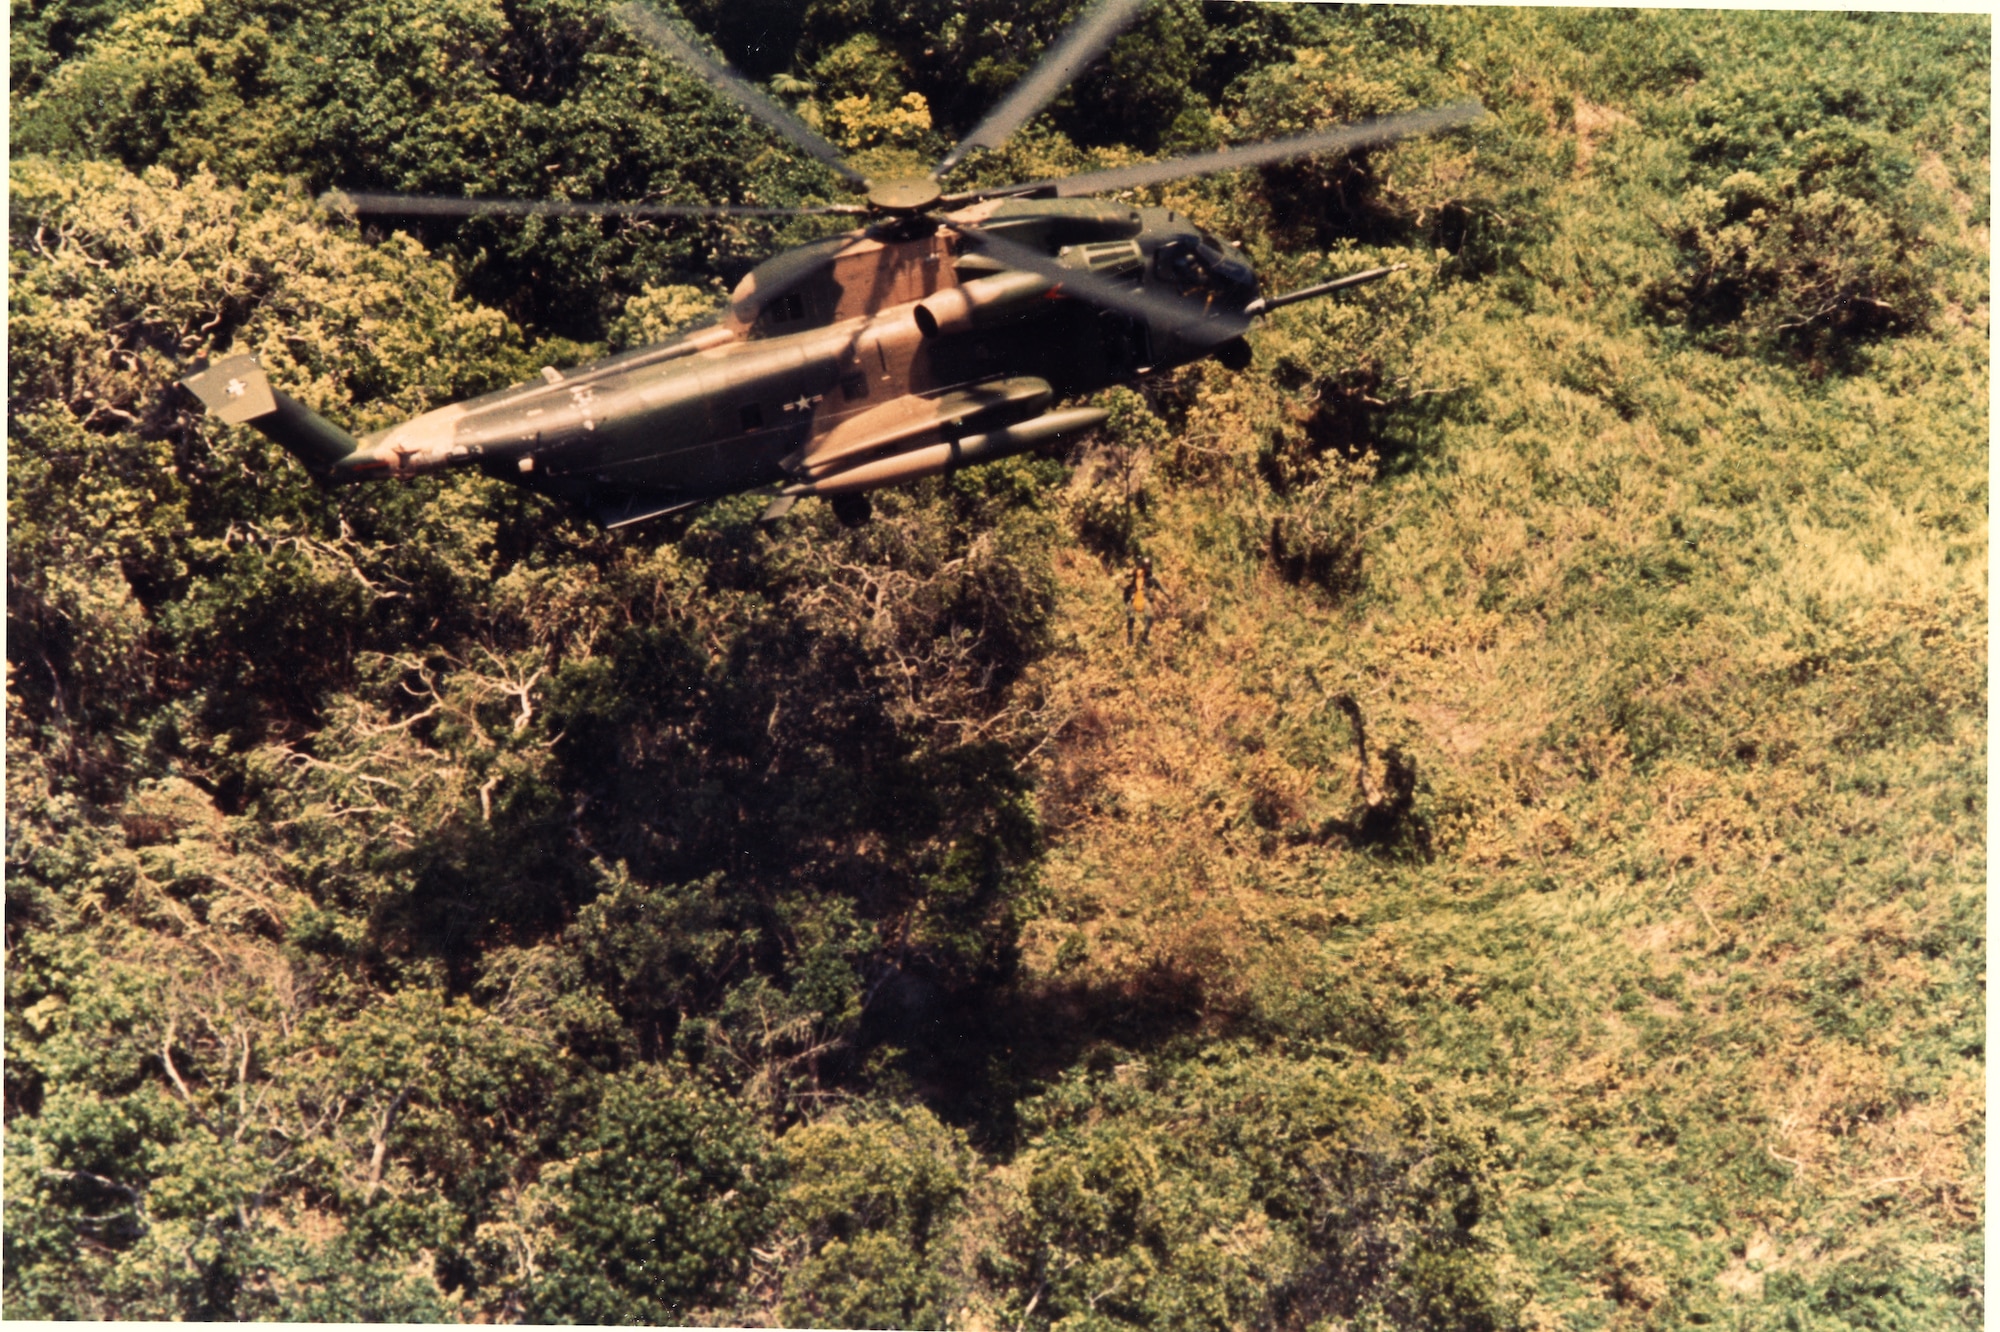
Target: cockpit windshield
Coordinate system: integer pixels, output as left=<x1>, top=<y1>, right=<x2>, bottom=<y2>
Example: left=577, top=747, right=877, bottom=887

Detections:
left=1155, top=241, right=1214, bottom=289
left=1155, top=234, right=1258, bottom=306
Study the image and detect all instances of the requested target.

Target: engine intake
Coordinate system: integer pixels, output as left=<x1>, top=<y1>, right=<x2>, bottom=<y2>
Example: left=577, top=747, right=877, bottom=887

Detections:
left=913, top=270, right=1054, bottom=338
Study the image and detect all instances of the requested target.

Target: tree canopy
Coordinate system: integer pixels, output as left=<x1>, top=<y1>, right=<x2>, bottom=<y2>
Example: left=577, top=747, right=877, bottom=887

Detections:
left=8, top=3, right=1986, bottom=1326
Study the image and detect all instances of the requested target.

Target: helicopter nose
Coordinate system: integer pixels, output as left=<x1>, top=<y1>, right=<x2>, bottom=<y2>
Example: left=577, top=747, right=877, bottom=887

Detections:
left=1200, top=248, right=1257, bottom=311
left=1216, top=257, right=1258, bottom=307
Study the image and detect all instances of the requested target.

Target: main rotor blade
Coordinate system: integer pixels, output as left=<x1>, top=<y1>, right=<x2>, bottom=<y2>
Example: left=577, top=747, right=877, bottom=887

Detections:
left=321, top=191, right=870, bottom=220
left=948, top=221, right=1246, bottom=347
left=612, top=2, right=868, bottom=190
left=935, top=0, right=1154, bottom=179
left=946, top=100, right=1486, bottom=203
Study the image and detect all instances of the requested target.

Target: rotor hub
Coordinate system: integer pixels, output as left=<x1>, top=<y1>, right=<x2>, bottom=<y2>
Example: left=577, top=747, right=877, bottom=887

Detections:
left=866, top=178, right=943, bottom=214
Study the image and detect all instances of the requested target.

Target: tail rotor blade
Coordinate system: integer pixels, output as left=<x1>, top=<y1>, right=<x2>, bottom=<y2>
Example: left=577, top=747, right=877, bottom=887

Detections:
left=612, top=2, right=868, bottom=190
left=934, top=0, right=1155, bottom=179
left=945, top=100, right=1486, bottom=203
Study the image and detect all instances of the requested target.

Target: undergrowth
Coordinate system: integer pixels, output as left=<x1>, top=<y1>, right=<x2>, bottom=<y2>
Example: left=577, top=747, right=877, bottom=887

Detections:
left=1007, top=11, right=1986, bottom=1325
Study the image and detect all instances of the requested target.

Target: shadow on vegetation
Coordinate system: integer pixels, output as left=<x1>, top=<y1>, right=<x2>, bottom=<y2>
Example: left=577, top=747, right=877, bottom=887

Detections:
left=865, top=956, right=1213, bottom=1149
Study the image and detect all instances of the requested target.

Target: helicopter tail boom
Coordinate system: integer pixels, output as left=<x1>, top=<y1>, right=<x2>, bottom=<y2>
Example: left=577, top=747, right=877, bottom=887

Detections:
left=182, top=354, right=361, bottom=477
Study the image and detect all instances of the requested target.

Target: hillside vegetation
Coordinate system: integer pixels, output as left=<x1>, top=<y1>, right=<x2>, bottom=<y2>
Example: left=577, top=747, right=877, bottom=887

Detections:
left=7, top=4, right=1986, bottom=1327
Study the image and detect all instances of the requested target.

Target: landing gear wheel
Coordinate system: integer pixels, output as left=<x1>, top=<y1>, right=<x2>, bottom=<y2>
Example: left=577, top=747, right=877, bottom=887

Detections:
left=831, top=492, right=874, bottom=527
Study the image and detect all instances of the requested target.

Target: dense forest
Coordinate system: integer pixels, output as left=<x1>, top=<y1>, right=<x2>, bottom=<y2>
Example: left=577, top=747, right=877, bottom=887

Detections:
left=6, top=1, right=1986, bottom=1326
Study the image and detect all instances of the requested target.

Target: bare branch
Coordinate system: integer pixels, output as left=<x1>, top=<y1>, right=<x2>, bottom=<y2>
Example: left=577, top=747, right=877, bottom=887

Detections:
left=159, top=1019, right=216, bottom=1135
left=43, top=1168, right=145, bottom=1205
left=364, top=1086, right=412, bottom=1204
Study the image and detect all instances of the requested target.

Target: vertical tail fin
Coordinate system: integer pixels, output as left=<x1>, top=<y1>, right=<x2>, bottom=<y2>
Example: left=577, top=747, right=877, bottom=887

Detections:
left=181, top=354, right=359, bottom=474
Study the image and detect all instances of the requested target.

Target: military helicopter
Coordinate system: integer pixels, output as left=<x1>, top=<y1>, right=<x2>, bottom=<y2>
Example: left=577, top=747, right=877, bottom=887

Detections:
left=181, top=0, right=1482, bottom=529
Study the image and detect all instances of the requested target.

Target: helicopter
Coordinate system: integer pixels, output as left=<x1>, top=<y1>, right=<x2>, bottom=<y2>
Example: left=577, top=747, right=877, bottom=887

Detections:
left=181, top=0, right=1483, bottom=529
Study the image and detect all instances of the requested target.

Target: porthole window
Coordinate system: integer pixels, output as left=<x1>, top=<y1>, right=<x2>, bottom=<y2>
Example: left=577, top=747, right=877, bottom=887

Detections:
left=740, top=403, right=764, bottom=431
left=841, top=373, right=868, bottom=402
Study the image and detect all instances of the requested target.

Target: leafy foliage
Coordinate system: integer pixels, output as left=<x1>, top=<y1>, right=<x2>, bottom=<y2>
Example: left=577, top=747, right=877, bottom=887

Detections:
left=8, top=4, right=1986, bottom=1326
left=774, top=1104, right=972, bottom=1327
left=522, top=1065, right=775, bottom=1323
left=12, top=0, right=843, bottom=333
left=7, top=153, right=1053, bottom=1316
left=975, top=1052, right=1515, bottom=1331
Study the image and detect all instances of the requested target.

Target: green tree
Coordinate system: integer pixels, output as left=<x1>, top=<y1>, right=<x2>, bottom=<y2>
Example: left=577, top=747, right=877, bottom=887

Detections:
left=13, top=0, right=845, bottom=335
left=523, top=1065, right=774, bottom=1323
left=979, top=1051, right=1518, bottom=1332
left=775, top=1104, right=973, bottom=1327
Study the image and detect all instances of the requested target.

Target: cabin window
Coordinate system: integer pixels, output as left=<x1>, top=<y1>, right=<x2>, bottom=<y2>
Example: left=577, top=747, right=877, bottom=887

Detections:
left=766, top=292, right=806, bottom=324
left=841, top=373, right=869, bottom=402
left=739, top=403, right=764, bottom=431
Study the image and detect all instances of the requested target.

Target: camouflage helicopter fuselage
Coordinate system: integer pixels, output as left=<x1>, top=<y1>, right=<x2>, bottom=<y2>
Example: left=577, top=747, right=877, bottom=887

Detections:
left=186, top=198, right=1259, bottom=528
left=181, top=0, right=1482, bottom=530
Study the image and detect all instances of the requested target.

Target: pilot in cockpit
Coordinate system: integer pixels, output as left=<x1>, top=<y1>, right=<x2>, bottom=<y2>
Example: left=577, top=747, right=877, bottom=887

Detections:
left=1155, top=232, right=1258, bottom=309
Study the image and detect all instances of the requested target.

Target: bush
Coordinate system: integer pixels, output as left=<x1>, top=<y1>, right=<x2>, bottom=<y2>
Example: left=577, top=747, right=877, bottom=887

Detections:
left=1645, top=79, right=1953, bottom=363
left=979, top=1051, right=1518, bottom=1332
left=524, top=1066, right=774, bottom=1323
left=776, top=1105, right=972, bottom=1327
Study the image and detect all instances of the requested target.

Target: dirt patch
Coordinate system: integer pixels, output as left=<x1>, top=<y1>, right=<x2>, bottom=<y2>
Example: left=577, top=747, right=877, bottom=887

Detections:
left=1574, top=99, right=1637, bottom=172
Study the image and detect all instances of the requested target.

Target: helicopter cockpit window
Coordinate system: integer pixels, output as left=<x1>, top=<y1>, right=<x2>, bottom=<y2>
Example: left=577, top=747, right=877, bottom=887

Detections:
left=765, top=292, right=806, bottom=324
left=1195, top=232, right=1237, bottom=271
left=1154, top=241, right=1213, bottom=290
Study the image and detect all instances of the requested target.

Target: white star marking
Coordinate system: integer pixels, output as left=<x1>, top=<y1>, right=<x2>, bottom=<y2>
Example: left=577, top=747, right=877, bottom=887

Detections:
left=224, top=378, right=246, bottom=398
left=784, top=394, right=822, bottom=413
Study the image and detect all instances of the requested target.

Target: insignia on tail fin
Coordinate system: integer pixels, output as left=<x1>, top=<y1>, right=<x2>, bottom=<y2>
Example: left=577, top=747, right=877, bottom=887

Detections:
left=180, top=354, right=360, bottom=474
left=181, top=354, right=277, bottom=424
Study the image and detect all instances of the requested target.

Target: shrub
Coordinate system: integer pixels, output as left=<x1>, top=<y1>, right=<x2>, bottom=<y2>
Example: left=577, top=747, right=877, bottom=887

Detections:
left=524, top=1066, right=774, bottom=1323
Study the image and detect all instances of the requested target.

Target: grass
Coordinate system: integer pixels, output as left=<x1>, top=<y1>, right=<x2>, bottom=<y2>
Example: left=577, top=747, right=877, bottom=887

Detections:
left=997, top=106, right=1986, bottom=1318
